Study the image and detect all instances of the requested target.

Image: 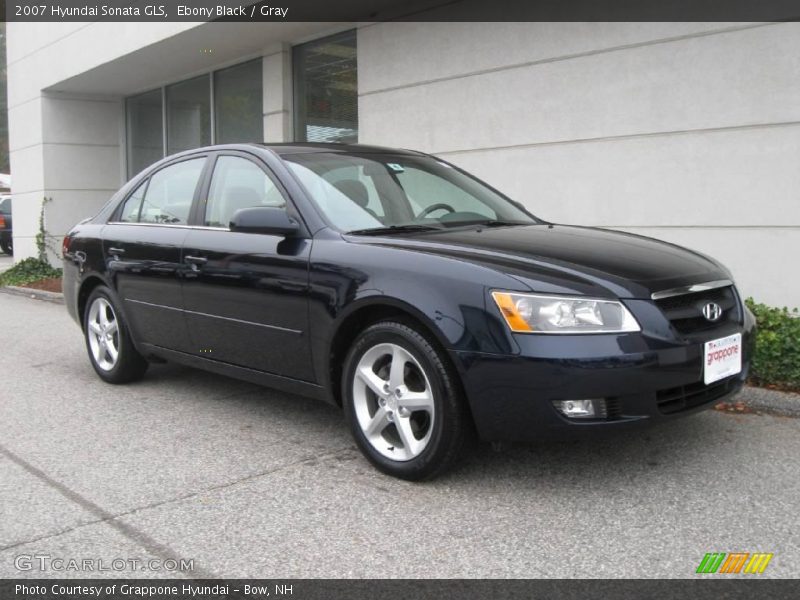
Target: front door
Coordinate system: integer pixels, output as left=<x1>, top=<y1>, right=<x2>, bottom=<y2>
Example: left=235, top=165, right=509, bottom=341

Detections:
left=181, top=154, right=314, bottom=381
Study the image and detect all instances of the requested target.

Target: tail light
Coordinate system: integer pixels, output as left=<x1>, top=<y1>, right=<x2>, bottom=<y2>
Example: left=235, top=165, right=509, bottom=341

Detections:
left=0, top=215, right=5, bottom=228
left=62, top=234, right=72, bottom=256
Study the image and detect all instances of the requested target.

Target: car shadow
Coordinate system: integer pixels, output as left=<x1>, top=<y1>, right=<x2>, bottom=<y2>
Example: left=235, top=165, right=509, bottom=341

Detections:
left=138, top=362, right=739, bottom=488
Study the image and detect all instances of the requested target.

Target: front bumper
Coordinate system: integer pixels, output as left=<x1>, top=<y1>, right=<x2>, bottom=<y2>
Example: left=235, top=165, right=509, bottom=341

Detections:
left=452, top=309, right=755, bottom=442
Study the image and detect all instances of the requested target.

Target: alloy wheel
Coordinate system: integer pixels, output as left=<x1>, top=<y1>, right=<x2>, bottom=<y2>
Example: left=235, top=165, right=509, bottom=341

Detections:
left=352, top=342, right=435, bottom=461
left=87, top=297, right=120, bottom=371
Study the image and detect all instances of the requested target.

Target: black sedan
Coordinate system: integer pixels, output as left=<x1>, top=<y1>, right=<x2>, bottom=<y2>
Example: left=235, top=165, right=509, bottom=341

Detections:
left=63, top=143, right=754, bottom=479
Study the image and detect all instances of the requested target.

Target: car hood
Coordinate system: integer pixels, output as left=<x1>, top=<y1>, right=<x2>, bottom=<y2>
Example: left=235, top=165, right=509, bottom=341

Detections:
left=351, top=224, right=731, bottom=299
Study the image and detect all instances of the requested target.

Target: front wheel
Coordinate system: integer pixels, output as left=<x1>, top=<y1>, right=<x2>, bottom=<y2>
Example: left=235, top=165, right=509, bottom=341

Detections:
left=342, top=320, right=471, bottom=480
left=83, top=286, right=148, bottom=384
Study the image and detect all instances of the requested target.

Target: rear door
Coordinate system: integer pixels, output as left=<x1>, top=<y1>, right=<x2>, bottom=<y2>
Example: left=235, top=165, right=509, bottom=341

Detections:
left=181, top=152, right=314, bottom=381
left=104, top=155, right=207, bottom=352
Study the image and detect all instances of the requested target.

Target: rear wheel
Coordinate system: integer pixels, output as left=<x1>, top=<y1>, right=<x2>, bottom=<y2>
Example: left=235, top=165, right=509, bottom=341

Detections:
left=83, top=286, right=148, bottom=383
left=0, top=239, right=11, bottom=255
left=342, top=320, right=471, bottom=480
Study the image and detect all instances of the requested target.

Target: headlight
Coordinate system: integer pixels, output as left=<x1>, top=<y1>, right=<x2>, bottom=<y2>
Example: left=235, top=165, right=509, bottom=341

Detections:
left=491, top=291, right=640, bottom=334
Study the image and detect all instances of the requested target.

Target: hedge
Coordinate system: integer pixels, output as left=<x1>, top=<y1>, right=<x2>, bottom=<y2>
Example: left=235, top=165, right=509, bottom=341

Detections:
left=746, top=298, right=800, bottom=391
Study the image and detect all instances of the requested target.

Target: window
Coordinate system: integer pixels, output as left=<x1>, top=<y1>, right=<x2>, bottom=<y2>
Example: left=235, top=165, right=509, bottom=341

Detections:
left=167, top=76, right=211, bottom=155
left=283, top=153, right=535, bottom=233
left=215, top=60, right=263, bottom=144
left=126, top=90, right=163, bottom=178
left=118, top=181, right=148, bottom=222
left=293, top=30, right=358, bottom=143
left=136, top=158, right=205, bottom=225
left=125, top=58, right=264, bottom=176
left=204, top=156, right=286, bottom=228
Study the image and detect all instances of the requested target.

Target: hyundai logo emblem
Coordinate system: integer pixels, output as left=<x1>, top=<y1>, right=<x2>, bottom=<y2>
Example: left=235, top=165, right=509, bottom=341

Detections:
left=702, top=302, right=723, bottom=322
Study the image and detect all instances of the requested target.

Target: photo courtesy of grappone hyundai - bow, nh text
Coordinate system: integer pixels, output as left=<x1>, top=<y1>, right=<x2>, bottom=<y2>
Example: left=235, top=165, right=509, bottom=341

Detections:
left=62, top=143, right=753, bottom=480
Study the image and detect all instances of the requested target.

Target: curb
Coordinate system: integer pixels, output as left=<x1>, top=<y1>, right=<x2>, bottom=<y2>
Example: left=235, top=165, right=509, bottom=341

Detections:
left=732, top=385, right=800, bottom=418
left=0, top=285, right=65, bottom=304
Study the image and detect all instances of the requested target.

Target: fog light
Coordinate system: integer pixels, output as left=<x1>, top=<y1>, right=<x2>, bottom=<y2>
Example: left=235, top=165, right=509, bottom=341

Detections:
left=553, top=399, right=604, bottom=419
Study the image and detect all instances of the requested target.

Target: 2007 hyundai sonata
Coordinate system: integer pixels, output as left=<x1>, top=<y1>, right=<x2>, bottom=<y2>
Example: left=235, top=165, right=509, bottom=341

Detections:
left=63, top=143, right=754, bottom=479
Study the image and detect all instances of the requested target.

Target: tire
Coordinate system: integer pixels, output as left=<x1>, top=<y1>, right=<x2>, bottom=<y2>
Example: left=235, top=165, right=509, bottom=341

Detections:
left=0, top=239, right=11, bottom=255
left=342, top=320, right=471, bottom=480
left=83, top=285, right=148, bottom=384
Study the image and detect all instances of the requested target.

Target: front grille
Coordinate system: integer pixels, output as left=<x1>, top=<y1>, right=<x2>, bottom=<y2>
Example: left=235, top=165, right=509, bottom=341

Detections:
left=654, top=286, right=740, bottom=336
left=656, top=377, right=737, bottom=415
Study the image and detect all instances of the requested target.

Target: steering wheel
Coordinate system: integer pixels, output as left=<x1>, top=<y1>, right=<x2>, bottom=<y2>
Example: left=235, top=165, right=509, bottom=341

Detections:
left=417, top=203, right=456, bottom=219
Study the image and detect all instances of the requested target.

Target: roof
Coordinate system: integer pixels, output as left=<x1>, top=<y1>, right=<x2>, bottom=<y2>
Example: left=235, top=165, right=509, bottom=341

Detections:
left=256, top=142, right=425, bottom=157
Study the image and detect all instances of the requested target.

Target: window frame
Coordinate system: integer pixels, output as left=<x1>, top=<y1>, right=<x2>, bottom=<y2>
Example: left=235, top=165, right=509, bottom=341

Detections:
left=190, top=151, right=304, bottom=233
left=109, top=154, right=211, bottom=226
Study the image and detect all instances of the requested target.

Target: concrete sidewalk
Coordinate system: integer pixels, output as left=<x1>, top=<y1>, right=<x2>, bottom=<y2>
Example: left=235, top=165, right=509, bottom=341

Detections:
left=0, top=292, right=798, bottom=579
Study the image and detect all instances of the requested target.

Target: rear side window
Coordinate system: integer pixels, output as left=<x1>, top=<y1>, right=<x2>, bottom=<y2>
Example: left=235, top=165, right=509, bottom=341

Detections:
left=117, top=181, right=148, bottom=222
left=204, top=156, right=286, bottom=228
left=140, top=158, right=205, bottom=224
left=118, top=158, right=205, bottom=225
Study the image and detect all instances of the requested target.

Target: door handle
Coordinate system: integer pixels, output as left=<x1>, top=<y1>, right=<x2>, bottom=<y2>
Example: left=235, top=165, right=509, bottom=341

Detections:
left=184, top=255, right=208, bottom=265
left=107, top=247, right=125, bottom=256
left=184, top=255, right=208, bottom=272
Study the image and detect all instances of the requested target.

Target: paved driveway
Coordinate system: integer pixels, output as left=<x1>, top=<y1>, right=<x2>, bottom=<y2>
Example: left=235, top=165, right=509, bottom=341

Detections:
left=0, top=292, right=798, bottom=579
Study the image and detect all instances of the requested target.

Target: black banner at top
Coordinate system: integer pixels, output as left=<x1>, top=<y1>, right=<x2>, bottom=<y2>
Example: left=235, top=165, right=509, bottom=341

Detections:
left=3, top=0, right=800, bottom=22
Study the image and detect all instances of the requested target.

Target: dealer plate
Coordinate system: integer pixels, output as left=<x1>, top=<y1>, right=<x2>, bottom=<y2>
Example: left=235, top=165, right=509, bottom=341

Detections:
left=703, top=333, right=742, bottom=385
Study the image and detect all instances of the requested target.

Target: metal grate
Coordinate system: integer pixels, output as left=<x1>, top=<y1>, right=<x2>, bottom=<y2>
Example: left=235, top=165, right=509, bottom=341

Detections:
left=654, top=286, right=740, bottom=336
left=656, top=377, right=736, bottom=415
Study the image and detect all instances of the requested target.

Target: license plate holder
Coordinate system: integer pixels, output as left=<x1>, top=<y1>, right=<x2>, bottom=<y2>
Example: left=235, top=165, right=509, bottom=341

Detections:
left=703, top=333, right=742, bottom=385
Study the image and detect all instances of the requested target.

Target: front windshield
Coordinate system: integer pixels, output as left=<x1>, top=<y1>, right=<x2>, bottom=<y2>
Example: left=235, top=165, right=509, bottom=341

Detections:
left=283, top=152, right=537, bottom=233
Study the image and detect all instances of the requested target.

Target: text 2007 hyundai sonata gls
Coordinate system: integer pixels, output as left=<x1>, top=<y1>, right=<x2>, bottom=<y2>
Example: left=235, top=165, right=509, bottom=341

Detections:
left=63, top=143, right=754, bottom=479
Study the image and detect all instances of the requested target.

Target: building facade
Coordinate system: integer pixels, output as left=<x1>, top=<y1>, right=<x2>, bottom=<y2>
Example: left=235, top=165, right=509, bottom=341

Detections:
left=7, top=20, right=799, bottom=306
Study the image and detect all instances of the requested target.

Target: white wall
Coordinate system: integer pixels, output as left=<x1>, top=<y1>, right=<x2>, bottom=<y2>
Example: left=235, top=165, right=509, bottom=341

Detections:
left=7, top=22, right=198, bottom=258
left=358, top=22, right=800, bottom=307
left=8, top=20, right=799, bottom=307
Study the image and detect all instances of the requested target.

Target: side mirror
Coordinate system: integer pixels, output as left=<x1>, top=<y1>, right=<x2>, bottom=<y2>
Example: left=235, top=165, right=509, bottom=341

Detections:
left=229, top=207, right=299, bottom=237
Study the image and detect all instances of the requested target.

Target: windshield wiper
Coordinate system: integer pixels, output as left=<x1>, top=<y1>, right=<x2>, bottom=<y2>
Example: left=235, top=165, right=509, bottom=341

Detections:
left=470, top=219, right=529, bottom=228
left=346, top=224, right=445, bottom=236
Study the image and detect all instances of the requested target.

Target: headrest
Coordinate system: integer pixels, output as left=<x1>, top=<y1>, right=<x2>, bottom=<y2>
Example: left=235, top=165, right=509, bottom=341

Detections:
left=333, top=180, right=370, bottom=208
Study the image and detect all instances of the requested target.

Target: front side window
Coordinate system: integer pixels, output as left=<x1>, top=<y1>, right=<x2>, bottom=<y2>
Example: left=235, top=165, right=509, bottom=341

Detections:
left=293, top=30, right=358, bottom=143
left=284, top=153, right=536, bottom=233
left=136, top=158, right=205, bottom=225
left=204, top=156, right=286, bottom=228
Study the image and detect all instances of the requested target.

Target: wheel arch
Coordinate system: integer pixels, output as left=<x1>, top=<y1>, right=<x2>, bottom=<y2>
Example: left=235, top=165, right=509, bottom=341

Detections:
left=77, top=275, right=109, bottom=330
left=326, top=297, right=468, bottom=410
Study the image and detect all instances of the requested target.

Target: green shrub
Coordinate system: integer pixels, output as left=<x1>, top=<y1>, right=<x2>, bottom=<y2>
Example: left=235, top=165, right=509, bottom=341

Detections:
left=745, top=298, right=800, bottom=391
left=0, top=257, right=62, bottom=287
